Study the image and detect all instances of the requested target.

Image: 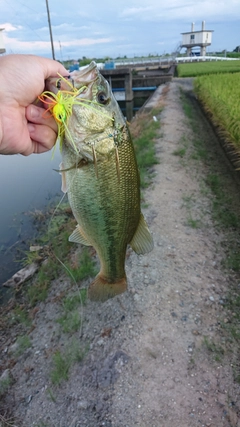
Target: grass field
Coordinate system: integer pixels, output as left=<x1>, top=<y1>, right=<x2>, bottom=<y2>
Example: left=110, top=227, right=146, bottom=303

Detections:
left=177, top=60, right=240, bottom=77
left=194, top=72, right=240, bottom=160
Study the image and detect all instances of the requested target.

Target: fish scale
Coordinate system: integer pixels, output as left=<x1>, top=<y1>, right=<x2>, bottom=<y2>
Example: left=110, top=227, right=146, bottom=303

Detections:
left=48, top=61, right=154, bottom=302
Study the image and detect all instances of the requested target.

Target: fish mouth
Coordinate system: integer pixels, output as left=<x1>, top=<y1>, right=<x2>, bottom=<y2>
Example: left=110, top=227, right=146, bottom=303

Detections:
left=45, top=61, right=99, bottom=95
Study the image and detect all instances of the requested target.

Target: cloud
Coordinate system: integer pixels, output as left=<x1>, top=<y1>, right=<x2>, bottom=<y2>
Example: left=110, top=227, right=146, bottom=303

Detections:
left=2, top=32, right=112, bottom=55
left=0, top=22, right=23, bottom=32
left=120, top=0, right=240, bottom=22
left=1, top=0, right=240, bottom=58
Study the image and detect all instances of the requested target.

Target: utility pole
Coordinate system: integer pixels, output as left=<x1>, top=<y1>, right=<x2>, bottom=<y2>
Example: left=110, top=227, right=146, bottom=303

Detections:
left=45, top=0, right=55, bottom=60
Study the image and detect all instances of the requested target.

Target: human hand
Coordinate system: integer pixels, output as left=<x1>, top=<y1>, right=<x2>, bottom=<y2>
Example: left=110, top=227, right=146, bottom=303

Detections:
left=0, top=54, right=68, bottom=155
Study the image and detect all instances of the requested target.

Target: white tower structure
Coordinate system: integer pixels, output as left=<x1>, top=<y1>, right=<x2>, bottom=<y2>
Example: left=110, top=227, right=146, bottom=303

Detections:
left=181, top=21, right=213, bottom=56
left=0, top=29, right=6, bottom=54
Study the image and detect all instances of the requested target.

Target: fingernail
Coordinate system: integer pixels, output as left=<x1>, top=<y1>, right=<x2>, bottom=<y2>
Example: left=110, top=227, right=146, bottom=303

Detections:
left=29, top=105, right=39, bottom=119
left=27, top=123, right=35, bottom=133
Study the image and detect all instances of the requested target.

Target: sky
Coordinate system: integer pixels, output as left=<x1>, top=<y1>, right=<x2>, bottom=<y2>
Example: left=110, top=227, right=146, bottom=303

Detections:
left=0, top=0, right=240, bottom=61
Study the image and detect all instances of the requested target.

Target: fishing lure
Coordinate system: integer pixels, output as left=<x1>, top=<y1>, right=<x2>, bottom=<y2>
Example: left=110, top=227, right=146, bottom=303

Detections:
left=38, top=76, right=87, bottom=153
left=39, top=74, right=114, bottom=155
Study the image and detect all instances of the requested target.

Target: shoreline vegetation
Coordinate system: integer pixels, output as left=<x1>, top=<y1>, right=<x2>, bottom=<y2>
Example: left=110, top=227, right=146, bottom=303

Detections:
left=177, top=61, right=240, bottom=168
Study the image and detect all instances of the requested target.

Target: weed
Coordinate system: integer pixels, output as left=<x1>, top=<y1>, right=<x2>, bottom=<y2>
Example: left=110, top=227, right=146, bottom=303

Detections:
left=189, top=357, right=195, bottom=366
left=14, top=335, right=31, bottom=357
left=187, top=217, right=201, bottom=229
left=56, top=289, right=87, bottom=334
left=11, top=305, right=31, bottom=327
left=182, top=194, right=202, bottom=228
left=65, top=249, right=97, bottom=282
left=46, top=387, right=56, bottom=402
left=57, top=309, right=81, bottom=333
left=36, top=422, right=50, bottom=427
left=205, top=174, right=238, bottom=228
left=172, top=135, right=189, bottom=160
left=203, top=336, right=224, bottom=361
left=27, top=267, right=50, bottom=306
left=50, top=339, right=86, bottom=385
left=191, top=138, right=208, bottom=160
left=63, top=289, right=87, bottom=311
left=225, top=249, right=240, bottom=272
left=51, top=350, right=69, bottom=385
left=173, top=147, right=187, bottom=158
left=0, top=377, right=12, bottom=396
left=130, top=109, right=160, bottom=188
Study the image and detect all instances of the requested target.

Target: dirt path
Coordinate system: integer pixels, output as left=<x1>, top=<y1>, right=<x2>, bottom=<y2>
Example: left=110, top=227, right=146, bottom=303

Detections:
left=1, top=79, right=240, bottom=427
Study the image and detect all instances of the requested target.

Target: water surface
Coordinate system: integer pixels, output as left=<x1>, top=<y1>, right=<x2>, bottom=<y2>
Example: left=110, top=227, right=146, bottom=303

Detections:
left=0, top=149, right=62, bottom=291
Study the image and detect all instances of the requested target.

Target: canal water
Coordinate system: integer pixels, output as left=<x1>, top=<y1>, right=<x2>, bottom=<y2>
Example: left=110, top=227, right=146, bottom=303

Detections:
left=0, top=95, right=150, bottom=297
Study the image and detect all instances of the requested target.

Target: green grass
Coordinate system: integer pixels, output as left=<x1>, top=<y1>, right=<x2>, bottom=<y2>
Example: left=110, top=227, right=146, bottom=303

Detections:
left=57, top=309, right=81, bottom=334
left=177, top=60, right=240, bottom=77
left=186, top=217, right=201, bottom=228
left=65, top=249, right=97, bottom=282
left=50, top=339, right=86, bottom=385
left=27, top=267, right=51, bottom=306
left=14, top=335, right=31, bottom=357
left=225, top=249, right=240, bottom=272
left=56, top=289, right=87, bottom=334
left=172, top=135, right=189, bottom=159
left=205, top=174, right=238, bottom=229
left=0, top=376, right=12, bottom=397
left=172, top=147, right=187, bottom=158
left=25, top=202, right=95, bottom=306
left=51, top=350, right=69, bottom=384
left=62, top=289, right=87, bottom=310
left=11, top=305, right=31, bottom=327
left=203, top=336, right=225, bottom=362
left=130, top=108, right=161, bottom=188
left=181, top=193, right=202, bottom=228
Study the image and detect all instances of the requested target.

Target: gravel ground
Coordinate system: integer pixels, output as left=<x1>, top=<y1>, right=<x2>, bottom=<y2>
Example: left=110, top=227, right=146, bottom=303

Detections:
left=1, top=78, right=240, bottom=427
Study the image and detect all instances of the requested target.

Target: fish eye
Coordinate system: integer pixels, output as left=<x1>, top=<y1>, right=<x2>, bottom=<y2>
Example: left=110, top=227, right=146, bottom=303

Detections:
left=97, top=91, right=109, bottom=105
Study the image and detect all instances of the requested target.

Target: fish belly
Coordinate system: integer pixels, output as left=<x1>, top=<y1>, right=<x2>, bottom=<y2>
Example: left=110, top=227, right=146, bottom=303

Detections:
left=63, top=140, right=140, bottom=301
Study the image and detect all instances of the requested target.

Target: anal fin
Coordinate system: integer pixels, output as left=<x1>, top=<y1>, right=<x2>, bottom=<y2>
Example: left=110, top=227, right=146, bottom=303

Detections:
left=69, top=225, right=92, bottom=246
left=130, top=213, right=154, bottom=255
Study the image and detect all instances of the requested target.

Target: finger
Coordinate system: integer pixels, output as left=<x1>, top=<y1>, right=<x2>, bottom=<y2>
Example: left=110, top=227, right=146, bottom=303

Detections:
left=26, top=104, right=58, bottom=133
left=41, top=58, right=68, bottom=80
left=27, top=123, right=57, bottom=153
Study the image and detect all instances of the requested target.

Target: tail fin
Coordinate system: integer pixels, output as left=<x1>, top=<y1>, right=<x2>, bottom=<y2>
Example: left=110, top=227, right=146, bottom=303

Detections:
left=88, top=274, right=127, bottom=302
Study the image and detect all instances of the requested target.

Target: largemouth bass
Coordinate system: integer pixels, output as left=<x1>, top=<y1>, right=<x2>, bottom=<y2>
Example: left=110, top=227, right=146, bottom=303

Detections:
left=47, top=62, right=153, bottom=302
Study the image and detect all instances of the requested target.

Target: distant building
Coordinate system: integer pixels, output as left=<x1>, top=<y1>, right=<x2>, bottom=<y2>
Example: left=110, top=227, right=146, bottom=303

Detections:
left=0, top=28, right=6, bottom=54
left=181, top=21, right=213, bottom=56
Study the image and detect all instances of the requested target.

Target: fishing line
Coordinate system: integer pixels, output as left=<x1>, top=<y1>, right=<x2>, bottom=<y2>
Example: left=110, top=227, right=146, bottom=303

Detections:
left=47, top=161, right=86, bottom=335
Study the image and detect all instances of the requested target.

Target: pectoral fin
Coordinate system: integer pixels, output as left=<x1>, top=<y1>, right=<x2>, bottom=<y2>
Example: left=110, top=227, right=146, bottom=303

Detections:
left=69, top=225, right=92, bottom=246
left=130, top=213, right=154, bottom=254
